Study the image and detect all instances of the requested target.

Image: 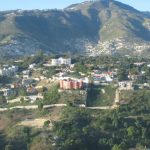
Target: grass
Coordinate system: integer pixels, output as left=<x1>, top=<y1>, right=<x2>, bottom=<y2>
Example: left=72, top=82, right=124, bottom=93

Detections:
left=120, top=90, right=134, bottom=100
left=87, top=85, right=116, bottom=107
left=58, top=90, right=86, bottom=105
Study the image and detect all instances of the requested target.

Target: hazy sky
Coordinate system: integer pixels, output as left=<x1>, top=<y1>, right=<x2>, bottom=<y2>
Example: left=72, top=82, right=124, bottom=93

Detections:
left=0, top=0, right=149, bottom=11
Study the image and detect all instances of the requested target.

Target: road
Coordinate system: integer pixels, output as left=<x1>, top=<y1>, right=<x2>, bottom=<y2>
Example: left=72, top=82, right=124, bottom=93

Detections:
left=87, top=105, right=118, bottom=110
left=0, top=103, right=119, bottom=112
left=0, top=104, right=66, bottom=112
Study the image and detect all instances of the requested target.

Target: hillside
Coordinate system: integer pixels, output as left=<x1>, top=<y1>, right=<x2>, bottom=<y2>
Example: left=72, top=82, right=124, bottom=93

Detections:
left=0, top=0, right=150, bottom=58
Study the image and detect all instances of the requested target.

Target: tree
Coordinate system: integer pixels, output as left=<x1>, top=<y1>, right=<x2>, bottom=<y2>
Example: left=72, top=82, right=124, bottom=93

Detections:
left=52, top=108, right=102, bottom=150
left=18, top=88, right=27, bottom=96
left=136, top=143, right=147, bottom=150
left=46, top=67, right=58, bottom=78
left=44, top=85, right=60, bottom=104
left=118, top=68, right=128, bottom=81
left=6, top=127, right=31, bottom=150
left=38, top=102, right=43, bottom=111
left=112, top=144, right=123, bottom=150
left=30, top=136, right=53, bottom=150
left=43, top=120, right=51, bottom=128
left=0, top=76, right=10, bottom=84
left=5, top=145, right=13, bottom=150
left=20, top=97, right=24, bottom=104
left=0, top=94, right=6, bottom=105
left=127, top=126, right=136, bottom=138
left=74, top=63, right=88, bottom=74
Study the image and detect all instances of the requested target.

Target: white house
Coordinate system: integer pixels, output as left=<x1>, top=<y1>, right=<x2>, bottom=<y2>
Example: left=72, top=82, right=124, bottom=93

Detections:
left=93, top=71, right=113, bottom=83
left=51, top=57, right=71, bottom=66
left=0, top=66, right=18, bottom=77
left=1, top=88, right=14, bottom=97
left=118, top=81, right=134, bottom=90
left=29, top=63, right=36, bottom=69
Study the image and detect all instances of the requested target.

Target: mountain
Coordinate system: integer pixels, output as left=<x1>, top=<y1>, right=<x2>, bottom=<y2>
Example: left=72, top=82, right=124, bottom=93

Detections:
left=0, top=0, right=150, bottom=58
left=143, top=11, right=150, bottom=18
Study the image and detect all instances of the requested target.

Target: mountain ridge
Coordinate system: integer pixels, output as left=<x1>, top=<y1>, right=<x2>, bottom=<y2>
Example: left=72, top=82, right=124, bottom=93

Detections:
left=0, top=0, right=150, bottom=58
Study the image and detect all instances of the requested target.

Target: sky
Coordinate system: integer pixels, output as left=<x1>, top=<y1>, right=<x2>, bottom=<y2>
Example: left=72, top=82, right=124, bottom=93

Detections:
left=0, top=0, right=149, bottom=11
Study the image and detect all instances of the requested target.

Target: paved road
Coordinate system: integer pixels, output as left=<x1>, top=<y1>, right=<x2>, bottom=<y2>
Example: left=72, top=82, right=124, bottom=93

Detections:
left=0, top=103, right=119, bottom=112
left=0, top=104, right=67, bottom=112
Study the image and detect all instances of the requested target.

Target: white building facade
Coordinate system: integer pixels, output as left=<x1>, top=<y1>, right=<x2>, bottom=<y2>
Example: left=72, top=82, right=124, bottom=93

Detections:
left=51, top=57, right=71, bottom=66
left=0, top=66, right=18, bottom=77
left=118, top=81, right=134, bottom=90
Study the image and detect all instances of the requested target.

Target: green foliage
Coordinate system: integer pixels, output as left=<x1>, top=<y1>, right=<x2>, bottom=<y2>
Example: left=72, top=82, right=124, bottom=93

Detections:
left=20, top=97, right=24, bottom=104
left=1, top=125, right=53, bottom=150
left=18, top=88, right=27, bottom=96
left=87, top=85, right=115, bottom=106
left=117, top=68, right=128, bottom=81
left=32, top=51, right=45, bottom=65
left=7, top=93, right=17, bottom=100
left=129, top=67, right=139, bottom=75
left=52, top=100, right=150, bottom=150
left=0, top=133, right=7, bottom=150
left=59, top=90, right=86, bottom=105
left=30, top=136, right=53, bottom=150
left=0, top=94, right=6, bottom=105
left=6, top=127, right=31, bottom=150
left=46, top=67, right=58, bottom=78
left=43, top=120, right=50, bottom=128
left=5, top=145, right=13, bottom=150
left=38, top=102, right=43, bottom=111
left=112, top=144, right=123, bottom=150
left=127, top=126, right=136, bottom=137
left=74, top=63, right=89, bottom=74
left=136, top=143, right=147, bottom=150
left=119, top=90, right=150, bottom=115
left=44, top=85, right=60, bottom=104
left=0, top=89, right=150, bottom=150
left=16, top=51, right=46, bottom=70
left=53, top=108, right=102, bottom=150
left=0, top=76, right=11, bottom=84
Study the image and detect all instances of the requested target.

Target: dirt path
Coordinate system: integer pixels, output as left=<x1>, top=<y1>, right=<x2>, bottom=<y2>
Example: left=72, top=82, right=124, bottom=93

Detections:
left=18, top=118, right=52, bottom=128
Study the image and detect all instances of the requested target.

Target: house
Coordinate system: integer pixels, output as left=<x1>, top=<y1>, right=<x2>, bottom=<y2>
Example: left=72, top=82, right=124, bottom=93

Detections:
left=118, top=81, right=134, bottom=90
left=2, top=88, right=14, bottom=97
left=10, top=83, right=21, bottom=89
left=23, top=70, right=30, bottom=75
left=93, top=70, right=113, bottom=83
left=22, top=79, right=34, bottom=87
left=133, top=62, right=145, bottom=67
left=128, top=73, right=145, bottom=82
left=147, top=64, right=150, bottom=67
left=22, top=70, right=31, bottom=78
left=27, top=86, right=38, bottom=95
left=51, top=57, right=71, bottom=66
left=29, top=63, right=36, bottom=69
left=0, top=65, right=18, bottom=77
